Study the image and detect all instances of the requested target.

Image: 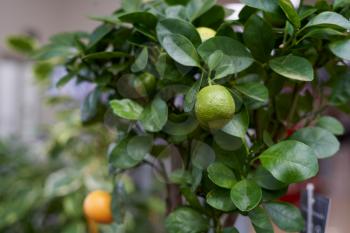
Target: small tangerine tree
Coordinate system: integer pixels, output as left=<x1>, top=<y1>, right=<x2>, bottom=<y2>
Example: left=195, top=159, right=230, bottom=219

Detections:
left=7, top=0, right=350, bottom=232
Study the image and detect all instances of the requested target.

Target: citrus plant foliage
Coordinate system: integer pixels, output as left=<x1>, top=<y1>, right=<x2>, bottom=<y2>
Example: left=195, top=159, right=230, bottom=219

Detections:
left=7, top=0, right=350, bottom=232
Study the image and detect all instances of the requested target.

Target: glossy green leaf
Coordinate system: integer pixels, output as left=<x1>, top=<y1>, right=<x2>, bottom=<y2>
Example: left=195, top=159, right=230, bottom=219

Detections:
left=180, top=187, right=203, bottom=211
left=207, top=162, right=236, bottom=189
left=165, top=207, right=209, bottom=233
left=194, top=5, right=225, bottom=28
left=265, top=202, right=305, bottom=232
left=260, top=140, right=319, bottom=183
left=184, top=79, right=202, bottom=112
left=230, top=180, right=262, bottom=211
left=305, top=11, right=350, bottom=30
left=208, top=50, right=224, bottom=71
left=81, top=89, right=100, bottom=123
left=88, top=24, right=113, bottom=48
left=206, top=188, right=236, bottom=212
left=235, top=82, right=269, bottom=102
left=213, top=130, right=242, bottom=151
left=329, top=71, right=350, bottom=106
left=248, top=207, right=274, bottom=233
left=191, top=141, right=215, bottom=169
left=33, top=44, right=78, bottom=60
left=169, top=170, right=192, bottom=185
left=163, top=114, right=199, bottom=136
left=127, top=135, right=153, bottom=161
left=223, top=227, right=239, bottom=233
left=329, top=39, right=350, bottom=60
left=131, top=47, right=148, bottom=72
left=119, top=11, right=158, bottom=29
left=83, top=51, right=129, bottom=60
left=110, top=99, right=144, bottom=120
left=140, top=97, right=168, bottom=132
left=56, top=72, right=76, bottom=88
left=243, top=15, right=275, bottom=62
left=269, top=54, right=314, bottom=81
left=290, top=127, right=340, bottom=159
left=198, top=36, right=253, bottom=79
left=216, top=21, right=237, bottom=39
left=316, top=116, right=345, bottom=135
left=222, top=108, right=249, bottom=139
left=162, top=34, right=201, bottom=67
left=240, top=0, right=279, bottom=13
left=109, top=136, right=152, bottom=169
left=302, top=28, right=344, bottom=40
left=254, top=167, right=287, bottom=190
left=185, top=0, right=216, bottom=21
left=156, top=18, right=202, bottom=47
left=279, top=0, right=301, bottom=28
left=165, top=5, right=188, bottom=19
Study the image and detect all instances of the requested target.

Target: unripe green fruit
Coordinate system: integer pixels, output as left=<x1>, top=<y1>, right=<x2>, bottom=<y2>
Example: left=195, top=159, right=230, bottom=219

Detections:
left=133, top=72, right=156, bottom=97
left=195, top=85, right=235, bottom=129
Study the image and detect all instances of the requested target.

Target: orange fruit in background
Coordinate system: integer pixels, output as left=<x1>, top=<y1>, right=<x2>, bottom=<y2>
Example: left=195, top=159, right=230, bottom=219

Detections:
left=83, top=190, right=113, bottom=224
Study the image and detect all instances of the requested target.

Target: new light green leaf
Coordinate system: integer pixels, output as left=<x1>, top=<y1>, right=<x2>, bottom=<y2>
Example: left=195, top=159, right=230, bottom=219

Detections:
left=110, top=99, right=144, bottom=120
left=269, top=54, right=314, bottom=81
left=260, top=140, right=319, bottom=183
left=6, top=35, right=37, bottom=54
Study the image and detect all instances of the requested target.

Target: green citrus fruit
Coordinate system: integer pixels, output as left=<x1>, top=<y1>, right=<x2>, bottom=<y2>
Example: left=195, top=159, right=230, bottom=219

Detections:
left=196, top=27, right=216, bottom=42
left=133, top=72, right=156, bottom=97
left=195, top=85, right=235, bottom=129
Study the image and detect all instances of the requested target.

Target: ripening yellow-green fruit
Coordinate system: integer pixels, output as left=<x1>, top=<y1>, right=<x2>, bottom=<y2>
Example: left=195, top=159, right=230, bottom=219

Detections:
left=195, top=85, right=235, bottom=129
left=196, top=27, right=216, bottom=42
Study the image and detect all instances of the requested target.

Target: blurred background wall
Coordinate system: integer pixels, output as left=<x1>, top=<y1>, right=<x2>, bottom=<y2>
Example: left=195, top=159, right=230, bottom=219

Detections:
left=0, top=0, right=120, bottom=54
